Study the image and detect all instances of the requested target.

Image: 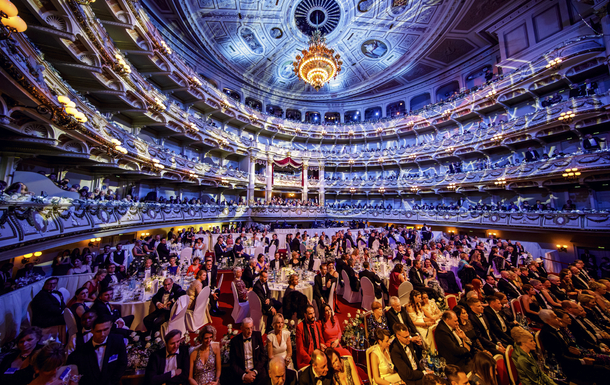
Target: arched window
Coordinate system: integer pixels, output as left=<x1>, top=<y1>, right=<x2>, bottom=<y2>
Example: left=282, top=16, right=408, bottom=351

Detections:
left=286, top=109, right=301, bottom=121
left=223, top=88, right=241, bottom=102
left=245, top=97, right=262, bottom=112
left=386, top=101, right=405, bottom=117
left=364, top=107, right=382, bottom=121
left=344, top=110, right=360, bottom=123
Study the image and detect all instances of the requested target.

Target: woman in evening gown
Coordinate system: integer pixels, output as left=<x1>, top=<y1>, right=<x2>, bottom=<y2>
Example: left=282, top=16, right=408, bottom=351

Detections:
left=319, top=304, right=351, bottom=357
left=370, top=328, right=402, bottom=385
left=189, top=325, right=220, bottom=385
left=267, top=314, right=293, bottom=369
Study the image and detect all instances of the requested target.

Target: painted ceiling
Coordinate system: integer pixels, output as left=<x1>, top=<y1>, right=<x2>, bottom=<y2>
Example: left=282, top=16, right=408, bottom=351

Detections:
left=143, top=0, right=509, bottom=103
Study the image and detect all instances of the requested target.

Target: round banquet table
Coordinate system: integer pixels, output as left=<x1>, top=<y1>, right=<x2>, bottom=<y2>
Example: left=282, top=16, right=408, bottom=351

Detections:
left=268, top=282, right=314, bottom=302
left=110, top=297, right=152, bottom=331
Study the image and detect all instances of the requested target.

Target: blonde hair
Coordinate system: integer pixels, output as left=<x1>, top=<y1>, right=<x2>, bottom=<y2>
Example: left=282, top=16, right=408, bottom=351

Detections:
left=510, top=326, right=533, bottom=346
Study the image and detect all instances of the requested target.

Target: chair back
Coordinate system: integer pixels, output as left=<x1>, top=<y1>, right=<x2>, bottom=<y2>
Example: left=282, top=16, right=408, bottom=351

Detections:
left=431, top=325, right=438, bottom=351
left=188, top=286, right=211, bottom=331
left=494, top=354, right=510, bottom=385
left=389, top=237, right=397, bottom=250
left=445, top=294, right=458, bottom=309
left=63, top=307, right=78, bottom=338
left=328, top=282, right=336, bottom=312
left=247, top=290, right=265, bottom=333
left=361, top=276, right=376, bottom=311
left=366, top=346, right=376, bottom=385
left=254, top=246, right=264, bottom=258
left=162, top=295, right=189, bottom=336
left=341, top=269, right=361, bottom=303
left=312, top=258, right=321, bottom=271
left=511, top=298, right=523, bottom=319
left=180, top=247, right=193, bottom=264
left=372, top=239, right=380, bottom=251
left=397, top=281, right=413, bottom=306
left=217, top=273, right=224, bottom=291
left=505, top=345, right=520, bottom=385
left=152, top=279, right=159, bottom=294
left=230, top=281, right=250, bottom=323
left=299, top=243, right=307, bottom=256
left=58, top=287, right=70, bottom=303
left=268, top=244, right=277, bottom=258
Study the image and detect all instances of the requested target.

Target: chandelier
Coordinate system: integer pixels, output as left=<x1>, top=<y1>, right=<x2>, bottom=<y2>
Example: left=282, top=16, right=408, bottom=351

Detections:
left=293, top=29, right=342, bottom=91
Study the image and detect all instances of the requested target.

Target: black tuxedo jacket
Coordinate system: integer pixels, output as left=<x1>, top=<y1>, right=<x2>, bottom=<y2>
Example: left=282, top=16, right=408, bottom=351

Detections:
left=434, top=320, right=470, bottom=371
left=386, top=306, right=418, bottom=337
left=144, top=345, right=190, bottom=385
left=157, top=243, right=170, bottom=260
left=568, top=314, right=598, bottom=350
left=335, top=259, right=347, bottom=284
left=483, top=283, right=499, bottom=296
left=483, top=306, right=513, bottom=345
left=91, top=299, right=122, bottom=321
left=313, top=273, right=331, bottom=302
left=525, top=150, right=540, bottom=162
left=101, top=271, right=125, bottom=290
left=31, top=289, right=65, bottom=328
left=201, top=265, right=218, bottom=288
left=468, top=313, right=497, bottom=351
left=151, top=285, right=186, bottom=311
left=389, top=338, right=424, bottom=385
left=253, top=279, right=273, bottom=314
left=138, top=265, right=158, bottom=276
left=270, top=258, right=285, bottom=270
left=67, top=334, right=127, bottom=385
left=290, top=239, right=301, bottom=254
left=408, top=267, right=426, bottom=290
left=539, top=324, right=583, bottom=370
left=571, top=274, right=589, bottom=290
left=497, top=278, right=522, bottom=299
left=243, top=265, right=257, bottom=288
left=297, top=365, right=332, bottom=385
left=214, top=243, right=226, bottom=258
left=229, top=332, right=267, bottom=383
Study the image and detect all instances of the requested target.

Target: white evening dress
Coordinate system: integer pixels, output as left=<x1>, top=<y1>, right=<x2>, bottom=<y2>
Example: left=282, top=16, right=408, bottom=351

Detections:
left=408, top=307, right=435, bottom=353
left=371, top=344, right=402, bottom=384
left=267, top=329, right=294, bottom=369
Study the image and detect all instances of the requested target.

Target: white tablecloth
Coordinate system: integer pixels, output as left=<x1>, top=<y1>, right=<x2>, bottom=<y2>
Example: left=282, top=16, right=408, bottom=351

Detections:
left=0, top=273, right=94, bottom=345
left=268, top=282, right=314, bottom=302
left=110, top=296, right=152, bottom=331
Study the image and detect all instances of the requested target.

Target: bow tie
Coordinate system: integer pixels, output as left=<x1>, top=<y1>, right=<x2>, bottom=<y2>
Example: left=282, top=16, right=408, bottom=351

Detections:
left=94, top=343, right=106, bottom=350
left=314, top=376, right=323, bottom=382
left=244, top=337, right=252, bottom=342
left=166, top=353, right=177, bottom=358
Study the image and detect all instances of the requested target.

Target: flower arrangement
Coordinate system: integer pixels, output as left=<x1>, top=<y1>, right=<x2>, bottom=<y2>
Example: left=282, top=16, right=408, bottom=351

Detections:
left=342, top=310, right=367, bottom=349
left=14, top=274, right=45, bottom=289
left=220, top=324, right=239, bottom=364
left=126, top=332, right=165, bottom=370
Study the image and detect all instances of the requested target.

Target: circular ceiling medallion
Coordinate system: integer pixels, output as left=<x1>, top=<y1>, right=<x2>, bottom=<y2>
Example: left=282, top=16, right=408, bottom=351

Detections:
left=295, top=0, right=340, bottom=36
left=361, top=39, right=389, bottom=59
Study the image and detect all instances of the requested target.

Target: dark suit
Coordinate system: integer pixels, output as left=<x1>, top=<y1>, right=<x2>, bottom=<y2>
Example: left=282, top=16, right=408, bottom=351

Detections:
left=482, top=283, right=499, bottom=296
left=90, top=299, right=134, bottom=337
left=243, top=265, right=257, bottom=288
left=568, top=314, right=599, bottom=351
left=67, top=334, right=127, bottom=385
left=253, top=279, right=282, bottom=330
left=386, top=306, right=418, bottom=337
left=434, top=319, right=471, bottom=371
left=525, top=150, right=540, bottom=162
left=297, top=365, right=332, bottom=385
left=290, top=239, right=301, bottom=254
left=214, top=243, right=227, bottom=260
left=483, top=307, right=513, bottom=345
left=497, top=277, right=522, bottom=299
left=571, top=274, right=589, bottom=290
left=157, top=243, right=170, bottom=260
left=469, top=313, right=500, bottom=353
left=344, top=265, right=360, bottom=292
left=143, top=285, right=186, bottom=333
left=313, top=273, right=331, bottom=308
left=101, top=271, right=125, bottom=290
left=408, top=267, right=437, bottom=299
left=389, top=338, right=424, bottom=385
left=229, top=332, right=267, bottom=384
left=359, top=269, right=388, bottom=298
left=138, top=265, right=158, bottom=276
left=30, top=289, right=65, bottom=328
left=144, top=345, right=190, bottom=385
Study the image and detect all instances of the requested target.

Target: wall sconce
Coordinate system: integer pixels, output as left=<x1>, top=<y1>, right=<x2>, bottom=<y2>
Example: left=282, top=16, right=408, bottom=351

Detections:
left=89, top=237, right=102, bottom=247
left=187, top=122, right=199, bottom=133
left=448, top=183, right=457, bottom=190
left=140, top=232, right=150, bottom=239
left=562, top=168, right=581, bottom=180
left=488, top=232, right=497, bottom=237
left=349, top=187, right=356, bottom=194
left=375, top=127, right=383, bottom=134
left=57, top=95, right=88, bottom=123
left=558, top=111, right=575, bottom=122
left=152, top=96, right=166, bottom=111
left=348, top=159, right=355, bottom=165
left=556, top=244, right=568, bottom=252
left=288, top=193, right=295, bottom=197
left=491, top=133, right=503, bottom=144
left=410, top=186, right=418, bottom=193
left=151, top=158, right=165, bottom=170
left=348, top=129, right=354, bottom=136
left=445, top=147, right=454, bottom=154
left=487, top=90, right=497, bottom=98
left=0, top=0, right=27, bottom=40
left=379, top=187, right=386, bottom=194
left=378, top=157, right=385, bottom=163
left=448, top=230, right=455, bottom=235
left=114, top=53, right=132, bottom=75
left=159, top=40, right=172, bottom=55
left=545, top=58, right=562, bottom=69
left=21, top=251, right=42, bottom=265
left=190, top=76, right=202, bottom=87
left=320, top=130, right=327, bottom=135
left=494, top=177, right=506, bottom=186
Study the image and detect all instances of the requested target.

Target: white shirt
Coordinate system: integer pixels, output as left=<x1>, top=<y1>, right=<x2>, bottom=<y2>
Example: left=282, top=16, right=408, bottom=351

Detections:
left=494, top=309, right=507, bottom=332
left=165, top=351, right=178, bottom=378
left=207, top=271, right=212, bottom=287
left=92, top=338, right=108, bottom=370
left=244, top=338, right=254, bottom=371
left=444, top=321, right=463, bottom=347
left=110, top=274, right=118, bottom=284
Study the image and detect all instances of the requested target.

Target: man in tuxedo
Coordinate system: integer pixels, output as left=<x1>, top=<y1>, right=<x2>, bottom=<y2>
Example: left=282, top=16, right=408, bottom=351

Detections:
left=539, top=309, right=610, bottom=383
left=243, top=259, right=258, bottom=288
left=409, top=260, right=439, bottom=300
left=484, top=296, right=515, bottom=346
left=563, top=301, right=609, bottom=351
left=95, top=245, right=112, bottom=269
left=214, top=237, right=227, bottom=261
left=229, top=317, right=268, bottom=385
left=313, top=263, right=332, bottom=311
left=525, top=147, right=540, bottom=162
left=434, top=311, right=472, bottom=371
left=202, top=257, right=225, bottom=315
left=358, top=261, right=388, bottom=299
left=497, top=270, right=522, bottom=299
left=290, top=233, right=301, bottom=255
left=583, top=133, right=602, bottom=151
left=157, top=238, right=171, bottom=261
left=107, top=244, right=127, bottom=271
left=67, top=310, right=97, bottom=354
left=268, top=356, right=296, bottom=385
left=344, top=230, right=355, bottom=249
left=14, top=262, right=45, bottom=280
left=31, top=277, right=66, bottom=328
left=101, top=263, right=125, bottom=290
left=253, top=271, right=282, bottom=331
left=266, top=233, right=279, bottom=254
left=548, top=275, right=568, bottom=301
left=343, top=258, right=360, bottom=293
left=570, top=265, right=590, bottom=290
left=91, top=286, right=134, bottom=337
left=138, top=258, right=158, bottom=277
left=390, top=323, right=431, bottom=385
left=334, top=255, right=348, bottom=288
left=482, top=275, right=499, bottom=296
left=445, top=365, right=469, bottom=385
left=295, top=305, right=325, bottom=369
left=297, top=349, right=331, bottom=385
left=467, top=298, right=505, bottom=355
left=143, top=278, right=186, bottom=335
left=67, top=315, right=127, bottom=385
left=144, top=329, right=190, bottom=385
left=386, top=297, right=422, bottom=346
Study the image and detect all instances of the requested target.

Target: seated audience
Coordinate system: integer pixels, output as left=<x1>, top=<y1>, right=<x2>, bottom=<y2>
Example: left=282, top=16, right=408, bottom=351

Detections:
left=386, top=296, right=421, bottom=345
left=253, top=271, right=282, bottom=331
left=510, top=326, right=556, bottom=385
left=370, top=328, right=403, bottom=385
left=267, top=314, right=294, bottom=369
left=467, top=298, right=505, bottom=355
left=407, top=291, right=435, bottom=349
left=434, top=310, right=471, bottom=372
left=521, top=284, right=542, bottom=323
left=100, top=264, right=124, bottom=290
left=483, top=295, right=515, bottom=346
left=298, top=349, right=331, bottom=385
left=229, top=318, right=267, bottom=385
left=186, top=269, right=206, bottom=310
left=91, top=286, right=134, bottom=337
left=367, top=301, right=390, bottom=346
left=390, top=323, right=431, bottom=384
left=389, top=264, right=407, bottom=297
left=325, top=347, right=361, bottom=385
left=445, top=364, right=469, bottom=385
left=318, top=304, right=350, bottom=357
left=30, top=277, right=66, bottom=328
left=15, top=263, right=45, bottom=280
left=139, top=258, right=158, bottom=277
left=188, top=325, right=221, bottom=385
left=243, top=259, right=258, bottom=288
left=296, top=305, right=325, bottom=369
left=29, top=341, right=68, bottom=385
left=67, top=315, right=128, bottom=385
left=313, top=263, right=332, bottom=312
left=143, top=278, right=186, bottom=335
left=359, top=261, right=388, bottom=299
left=268, top=356, right=296, bottom=385
left=67, top=257, right=91, bottom=275
left=66, top=287, right=90, bottom=329
left=468, top=352, right=498, bottom=385
left=83, top=269, right=107, bottom=301
left=0, top=327, right=42, bottom=385
left=232, top=266, right=250, bottom=302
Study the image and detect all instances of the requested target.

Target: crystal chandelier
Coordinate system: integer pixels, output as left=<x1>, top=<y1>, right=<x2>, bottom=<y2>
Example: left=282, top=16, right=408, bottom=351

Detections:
left=293, top=29, right=342, bottom=91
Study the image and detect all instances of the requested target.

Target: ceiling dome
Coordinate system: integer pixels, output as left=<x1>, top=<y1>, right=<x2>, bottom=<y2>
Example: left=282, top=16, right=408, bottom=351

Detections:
left=143, top=0, right=504, bottom=103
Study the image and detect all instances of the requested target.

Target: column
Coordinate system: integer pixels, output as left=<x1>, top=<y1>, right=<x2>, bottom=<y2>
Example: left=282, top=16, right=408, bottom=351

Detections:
left=0, top=156, right=16, bottom=185
left=302, top=160, right=309, bottom=201
left=300, top=109, right=307, bottom=122
left=319, top=163, right=325, bottom=205
left=248, top=155, right=256, bottom=203
left=266, top=154, right=273, bottom=201
left=381, top=104, right=387, bottom=118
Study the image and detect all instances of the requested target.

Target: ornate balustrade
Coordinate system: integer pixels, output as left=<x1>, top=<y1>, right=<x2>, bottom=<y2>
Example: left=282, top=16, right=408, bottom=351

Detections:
left=0, top=201, right=607, bottom=258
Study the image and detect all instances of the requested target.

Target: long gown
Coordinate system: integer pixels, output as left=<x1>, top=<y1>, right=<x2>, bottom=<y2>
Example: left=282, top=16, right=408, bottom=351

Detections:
left=370, top=344, right=402, bottom=383
left=408, top=307, right=435, bottom=352
left=267, top=329, right=294, bottom=369
left=192, top=346, right=216, bottom=385
left=319, top=317, right=351, bottom=357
